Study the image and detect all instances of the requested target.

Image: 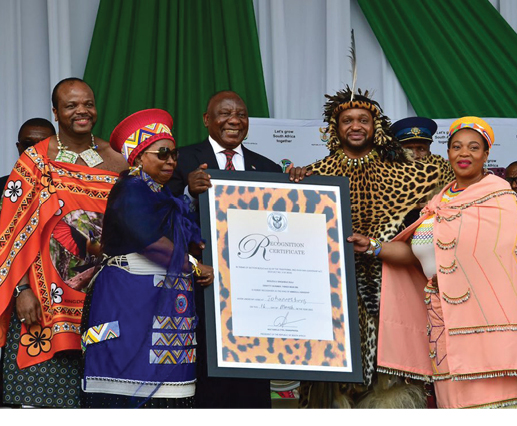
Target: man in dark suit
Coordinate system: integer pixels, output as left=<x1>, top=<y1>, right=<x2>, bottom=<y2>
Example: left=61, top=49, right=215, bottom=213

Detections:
left=169, top=90, right=280, bottom=409
left=169, top=90, right=281, bottom=200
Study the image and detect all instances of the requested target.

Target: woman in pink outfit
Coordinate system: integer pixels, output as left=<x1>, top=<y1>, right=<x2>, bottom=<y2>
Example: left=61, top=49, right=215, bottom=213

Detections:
left=348, top=116, right=517, bottom=408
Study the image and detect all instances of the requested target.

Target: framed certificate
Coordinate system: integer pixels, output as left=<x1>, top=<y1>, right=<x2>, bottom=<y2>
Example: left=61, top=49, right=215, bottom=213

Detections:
left=198, top=171, right=362, bottom=383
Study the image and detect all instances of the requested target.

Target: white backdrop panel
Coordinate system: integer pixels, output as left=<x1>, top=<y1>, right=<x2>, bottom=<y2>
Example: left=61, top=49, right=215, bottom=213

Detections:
left=245, top=117, right=517, bottom=170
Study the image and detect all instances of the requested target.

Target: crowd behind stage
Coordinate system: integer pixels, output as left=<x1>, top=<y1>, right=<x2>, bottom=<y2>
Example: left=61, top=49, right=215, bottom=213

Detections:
left=0, top=77, right=516, bottom=410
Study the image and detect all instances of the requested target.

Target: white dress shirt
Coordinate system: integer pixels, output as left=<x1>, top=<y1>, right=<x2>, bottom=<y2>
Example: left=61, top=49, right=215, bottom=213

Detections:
left=208, top=136, right=245, bottom=171
left=184, top=137, right=245, bottom=200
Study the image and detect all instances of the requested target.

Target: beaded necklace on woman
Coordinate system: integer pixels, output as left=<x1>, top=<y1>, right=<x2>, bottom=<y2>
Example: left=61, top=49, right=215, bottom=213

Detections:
left=128, top=163, right=163, bottom=193
left=412, top=183, right=464, bottom=245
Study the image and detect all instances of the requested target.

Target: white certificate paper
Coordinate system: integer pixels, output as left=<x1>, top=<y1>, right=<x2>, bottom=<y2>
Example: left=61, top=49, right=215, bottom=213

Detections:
left=227, top=209, right=333, bottom=341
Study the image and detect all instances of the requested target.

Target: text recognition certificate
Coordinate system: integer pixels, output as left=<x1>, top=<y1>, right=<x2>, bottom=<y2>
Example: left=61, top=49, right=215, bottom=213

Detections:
left=227, top=208, right=333, bottom=341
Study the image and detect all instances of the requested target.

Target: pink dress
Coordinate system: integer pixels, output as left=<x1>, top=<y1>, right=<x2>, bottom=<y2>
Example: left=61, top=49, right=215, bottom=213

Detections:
left=378, top=176, right=517, bottom=408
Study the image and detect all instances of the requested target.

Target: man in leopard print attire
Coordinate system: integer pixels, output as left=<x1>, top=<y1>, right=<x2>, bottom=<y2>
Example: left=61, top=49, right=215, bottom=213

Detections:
left=291, top=87, right=454, bottom=408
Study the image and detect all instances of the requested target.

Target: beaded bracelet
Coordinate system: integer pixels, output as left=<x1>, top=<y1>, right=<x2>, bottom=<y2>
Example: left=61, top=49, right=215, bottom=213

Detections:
left=365, top=238, right=382, bottom=256
left=188, top=254, right=202, bottom=277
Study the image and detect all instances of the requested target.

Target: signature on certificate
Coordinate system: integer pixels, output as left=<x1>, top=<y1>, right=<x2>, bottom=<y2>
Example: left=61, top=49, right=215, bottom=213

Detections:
left=273, top=311, right=306, bottom=328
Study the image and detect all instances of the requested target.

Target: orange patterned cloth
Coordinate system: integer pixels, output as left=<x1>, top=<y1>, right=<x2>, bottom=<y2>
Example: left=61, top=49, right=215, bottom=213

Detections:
left=0, top=138, right=118, bottom=369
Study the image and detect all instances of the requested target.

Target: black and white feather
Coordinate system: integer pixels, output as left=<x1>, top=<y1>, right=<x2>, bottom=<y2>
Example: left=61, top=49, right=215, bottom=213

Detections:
left=349, top=30, right=357, bottom=101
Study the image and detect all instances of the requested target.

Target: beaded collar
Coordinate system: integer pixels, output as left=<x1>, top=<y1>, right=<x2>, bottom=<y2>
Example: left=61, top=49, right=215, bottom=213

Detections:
left=128, top=164, right=163, bottom=193
left=442, top=184, right=464, bottom=203
left=139, top=170, right=163, bottom=193
left=449, top=183, right=465, bottom=193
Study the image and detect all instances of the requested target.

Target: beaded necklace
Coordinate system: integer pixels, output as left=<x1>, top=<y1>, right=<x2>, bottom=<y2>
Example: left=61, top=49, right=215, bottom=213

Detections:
left=412, top=184, right=464, bottom=247
left=337, top=148, right=378, bottom=171
left=55, top=133, right=104, bottom=168
left=129, top=165, right=163, bottom=193
left=140, top=170, right=163, bottom=193
left=442, top=183, right=464, bottom=203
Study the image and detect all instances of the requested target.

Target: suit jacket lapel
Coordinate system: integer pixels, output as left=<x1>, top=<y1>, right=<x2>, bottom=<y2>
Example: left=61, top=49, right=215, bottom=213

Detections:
left=195, top=139, right=219, bottom=169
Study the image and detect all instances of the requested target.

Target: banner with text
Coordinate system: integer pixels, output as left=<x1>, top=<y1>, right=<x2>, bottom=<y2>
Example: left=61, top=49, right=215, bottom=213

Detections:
left=245, top=117, right=517, bottom=173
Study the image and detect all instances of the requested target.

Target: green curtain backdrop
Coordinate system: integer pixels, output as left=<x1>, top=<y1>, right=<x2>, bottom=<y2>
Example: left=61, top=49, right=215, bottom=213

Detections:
left=84, top=0, right=269, bottom=146
left=358, top=0, right=517, bottom=118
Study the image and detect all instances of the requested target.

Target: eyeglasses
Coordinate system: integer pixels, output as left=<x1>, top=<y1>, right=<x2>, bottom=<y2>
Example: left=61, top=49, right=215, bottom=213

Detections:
left=506, top=177, right=517, bottom=185
left=145, top=147, right=178, bottom=161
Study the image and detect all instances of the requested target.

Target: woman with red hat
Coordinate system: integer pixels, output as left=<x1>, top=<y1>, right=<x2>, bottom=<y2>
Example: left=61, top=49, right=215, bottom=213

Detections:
left=349, top=117, right=517, bottom=408
left=80, top=109, right=213, bottom=408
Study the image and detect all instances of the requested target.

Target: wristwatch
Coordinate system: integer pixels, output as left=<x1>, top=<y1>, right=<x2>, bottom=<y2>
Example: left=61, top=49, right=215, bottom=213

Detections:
left=14, top=284, right=31, bottom=298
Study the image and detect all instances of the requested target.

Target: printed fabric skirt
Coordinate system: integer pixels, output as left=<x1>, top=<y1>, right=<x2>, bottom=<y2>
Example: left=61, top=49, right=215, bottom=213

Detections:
left=2, top=311, right=81, bottom=408
left=81, top=253, right=197, bottom=408
left=425, top=278, right=517, bottom=408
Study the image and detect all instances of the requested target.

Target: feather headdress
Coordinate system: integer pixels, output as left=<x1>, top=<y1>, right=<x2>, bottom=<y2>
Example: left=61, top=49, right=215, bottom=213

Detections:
left=321, top=31, right=408, bottom=162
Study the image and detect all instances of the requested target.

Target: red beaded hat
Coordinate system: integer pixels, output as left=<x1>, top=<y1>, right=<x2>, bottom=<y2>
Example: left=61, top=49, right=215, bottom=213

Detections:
left=110, top=109, right=175, bottom=166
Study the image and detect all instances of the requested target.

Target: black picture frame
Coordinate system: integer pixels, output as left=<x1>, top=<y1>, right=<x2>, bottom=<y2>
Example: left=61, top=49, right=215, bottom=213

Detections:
left=198, top=170, right=362, bottom=383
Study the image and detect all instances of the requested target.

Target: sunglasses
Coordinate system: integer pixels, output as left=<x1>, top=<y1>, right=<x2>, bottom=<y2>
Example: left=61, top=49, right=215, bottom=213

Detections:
left=145, top=147, right=178, bottom=161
